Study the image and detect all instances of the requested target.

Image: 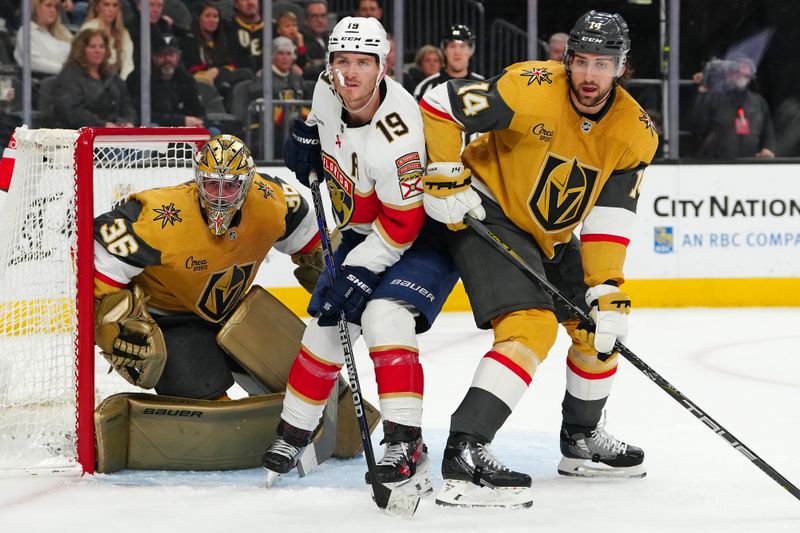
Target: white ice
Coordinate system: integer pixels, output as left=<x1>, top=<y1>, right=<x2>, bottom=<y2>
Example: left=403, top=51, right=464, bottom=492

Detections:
left=1, top=308, right=799, bottom=532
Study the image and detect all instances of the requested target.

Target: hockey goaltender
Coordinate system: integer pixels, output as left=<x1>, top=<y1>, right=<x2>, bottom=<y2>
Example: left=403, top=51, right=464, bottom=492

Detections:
left=91, top=134, right=378, bottom=473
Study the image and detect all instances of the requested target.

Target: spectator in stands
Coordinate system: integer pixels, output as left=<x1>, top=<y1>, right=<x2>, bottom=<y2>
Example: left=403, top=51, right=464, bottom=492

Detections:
left=354, top=0, right=382, bottom=21
left=274, top=10, right=306, bottom=74
left=129, top=0, right=188, bottom=67
left=54, top=28, right=137, bottom=127
left=226, top=0, right=264, bottom=72
left=413, top=23, right=484, bottom=101
left=403, top=43, right=442, bottom=93
left=547, top=32, right=568, bottom=61
left=691, top=56, right=776, bottom=158
left=180, top=0, right=250, bottom=109
left=300, top=0, right=328, bottom=76
left=127, top=33, right=205, bottom=128
left=14, top=0, right=74, bottom=77
left=249, top=36, right=308, bottom=158
left=80, top=0, right=134, bottom=79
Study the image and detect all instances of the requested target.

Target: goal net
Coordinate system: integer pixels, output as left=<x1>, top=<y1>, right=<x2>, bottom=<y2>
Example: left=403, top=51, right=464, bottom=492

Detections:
left=0, top=127, right=209, bottom=473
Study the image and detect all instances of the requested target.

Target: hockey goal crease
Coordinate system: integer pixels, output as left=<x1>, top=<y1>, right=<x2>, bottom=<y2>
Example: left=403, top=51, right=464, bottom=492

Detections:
left=0, top=126, right=209, bottom=473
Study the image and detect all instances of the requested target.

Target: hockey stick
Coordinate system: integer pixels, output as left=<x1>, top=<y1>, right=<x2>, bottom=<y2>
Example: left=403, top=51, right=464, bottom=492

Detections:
left=464, top=215, right=800, bottom=501
left=307, top=172, right=418, bottom=515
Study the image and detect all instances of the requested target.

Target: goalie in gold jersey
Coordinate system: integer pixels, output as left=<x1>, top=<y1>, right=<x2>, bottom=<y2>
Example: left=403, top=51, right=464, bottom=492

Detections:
left=89, top=134, right=363, bottom=472
left=420, top=11, right=658, bottom=508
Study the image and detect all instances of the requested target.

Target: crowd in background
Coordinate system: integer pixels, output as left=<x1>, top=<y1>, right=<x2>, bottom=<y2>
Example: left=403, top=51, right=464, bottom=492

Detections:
left=0, top=0, right=792, bottom=160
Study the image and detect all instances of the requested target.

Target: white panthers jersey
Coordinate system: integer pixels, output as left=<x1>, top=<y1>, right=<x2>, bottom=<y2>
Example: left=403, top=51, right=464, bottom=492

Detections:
left=307, top=74, right=426, bottom=274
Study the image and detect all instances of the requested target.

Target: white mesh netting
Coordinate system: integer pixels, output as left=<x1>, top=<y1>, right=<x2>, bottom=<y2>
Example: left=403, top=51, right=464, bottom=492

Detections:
left=0, top=128, right=200, bottom=470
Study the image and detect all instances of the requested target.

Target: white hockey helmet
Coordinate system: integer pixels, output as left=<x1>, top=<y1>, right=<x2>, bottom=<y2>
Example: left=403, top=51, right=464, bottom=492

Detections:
left=327, top=16, right=389, bottom=75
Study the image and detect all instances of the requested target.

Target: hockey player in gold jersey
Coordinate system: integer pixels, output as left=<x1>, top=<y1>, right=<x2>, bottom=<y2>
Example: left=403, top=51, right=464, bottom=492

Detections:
left=420, top=11, right=658, bottom=508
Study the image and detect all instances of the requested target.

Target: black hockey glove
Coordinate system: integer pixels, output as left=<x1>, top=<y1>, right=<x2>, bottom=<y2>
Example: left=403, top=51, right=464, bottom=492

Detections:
left=283, top=119, right=323, bottom=188
left=317, top=266, right=380, bottom=326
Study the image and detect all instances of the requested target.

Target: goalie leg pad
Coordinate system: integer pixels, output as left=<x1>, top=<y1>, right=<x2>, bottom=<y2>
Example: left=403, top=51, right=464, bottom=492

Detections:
left=94, top=392, right=285, bottom=473
left=216, top=286, right=307, bottom=392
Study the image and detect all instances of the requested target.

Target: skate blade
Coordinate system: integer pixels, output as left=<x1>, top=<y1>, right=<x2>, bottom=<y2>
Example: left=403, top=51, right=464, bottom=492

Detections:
left=264, top=469, right=281, bottom=488
left=435, top=480, right=533, bottom=509
left=557, top=457, right=647, bottom=478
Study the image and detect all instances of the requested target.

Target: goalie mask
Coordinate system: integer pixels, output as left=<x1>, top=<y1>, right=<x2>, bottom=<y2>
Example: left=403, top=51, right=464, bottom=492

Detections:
left=194, top=134, right=255, bottom=235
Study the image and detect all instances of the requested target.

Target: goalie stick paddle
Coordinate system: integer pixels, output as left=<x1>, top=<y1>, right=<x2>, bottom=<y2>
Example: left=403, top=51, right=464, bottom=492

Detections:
left=464, top=215, right=800, bottom=502
left=307, top=172, right=419, bottom=516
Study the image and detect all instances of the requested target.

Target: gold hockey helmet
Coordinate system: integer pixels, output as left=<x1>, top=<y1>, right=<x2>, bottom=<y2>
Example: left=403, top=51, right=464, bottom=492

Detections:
left=194, top=134, right=255, bottom=235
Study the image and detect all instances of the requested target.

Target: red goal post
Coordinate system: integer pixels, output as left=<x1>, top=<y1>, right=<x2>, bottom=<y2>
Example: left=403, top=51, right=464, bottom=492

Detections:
left=0, top=127, right=209, bottom=474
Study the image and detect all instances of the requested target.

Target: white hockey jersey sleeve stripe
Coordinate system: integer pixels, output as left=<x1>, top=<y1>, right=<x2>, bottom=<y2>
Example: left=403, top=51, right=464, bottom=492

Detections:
left=580, top=205, right=635, bottom=244
left=94, top=240, right=143, bottom=286
left=420, top=83, right=465, bottom=127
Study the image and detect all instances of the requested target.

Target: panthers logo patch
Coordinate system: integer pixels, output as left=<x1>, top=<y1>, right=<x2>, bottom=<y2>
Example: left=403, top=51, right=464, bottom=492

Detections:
left=322, top=152, right=354, bottom=226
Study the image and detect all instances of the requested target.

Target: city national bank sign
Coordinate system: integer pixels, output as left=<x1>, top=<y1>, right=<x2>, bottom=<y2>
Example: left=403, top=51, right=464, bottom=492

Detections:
left=624, top=164, right=800, bottom=280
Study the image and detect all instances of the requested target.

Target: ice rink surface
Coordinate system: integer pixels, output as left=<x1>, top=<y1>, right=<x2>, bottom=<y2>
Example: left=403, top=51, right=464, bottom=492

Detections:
left=1, top=308, right=798, bottom=532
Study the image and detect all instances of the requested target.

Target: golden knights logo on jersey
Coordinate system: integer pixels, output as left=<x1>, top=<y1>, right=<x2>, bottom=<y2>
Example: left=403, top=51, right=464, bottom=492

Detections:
left=529, top=153, right=600, bottom=231
left=197, top=262, right=255, bottom=322
left=322, top=152, right=354, bottom=226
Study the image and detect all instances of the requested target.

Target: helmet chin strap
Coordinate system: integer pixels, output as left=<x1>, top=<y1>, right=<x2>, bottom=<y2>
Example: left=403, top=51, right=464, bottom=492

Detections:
left=330, top=67, right=385, bottom=116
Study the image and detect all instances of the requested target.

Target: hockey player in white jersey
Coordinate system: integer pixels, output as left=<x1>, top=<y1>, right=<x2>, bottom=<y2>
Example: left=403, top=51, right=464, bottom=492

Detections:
left=262, top=17, right=459, bottom=498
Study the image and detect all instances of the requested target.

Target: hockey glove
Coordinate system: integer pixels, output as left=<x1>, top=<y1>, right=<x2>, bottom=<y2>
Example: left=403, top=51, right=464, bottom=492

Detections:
left=283, top=119, right=323, bottom=188
left=585, top=283, right=631, bottom=355
left=317, top=266, right=380, bottom=326
left=422, top=162, right=486, bottom=231
left=95, top=286, right=167, bottom=389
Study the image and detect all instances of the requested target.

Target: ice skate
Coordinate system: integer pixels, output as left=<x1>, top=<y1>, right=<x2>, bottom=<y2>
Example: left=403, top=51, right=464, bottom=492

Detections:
left=262, top=420, right=312, bottom=487
left=365, top=422, right=432, bottom=496
left=435, top=433, right=533, bottom=509
left=558, top=417, right=645, bottom=478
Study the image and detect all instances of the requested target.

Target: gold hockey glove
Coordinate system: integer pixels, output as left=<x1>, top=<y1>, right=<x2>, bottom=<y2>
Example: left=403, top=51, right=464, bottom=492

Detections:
left=291, top=229, right=341, bottom=294
left=585, top=283, right=631, bottom=355
left=422, top=162, right=486, bottom=231
left=95, top=285, right=167, bottom=389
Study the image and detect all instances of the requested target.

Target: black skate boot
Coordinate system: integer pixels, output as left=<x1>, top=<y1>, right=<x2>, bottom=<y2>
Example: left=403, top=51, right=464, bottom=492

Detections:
left=558, top=417, right=645, bottom=478
left=262, top=420, right=313, bottom=487
left=435, top=433, right=533, bottom=509
left=365, top=421, right=431, bottom=495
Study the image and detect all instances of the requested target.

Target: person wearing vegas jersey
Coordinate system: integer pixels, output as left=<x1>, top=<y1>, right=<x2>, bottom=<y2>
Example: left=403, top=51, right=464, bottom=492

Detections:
left=262, top=17, right=458, bottom=494
left=93, top=134, right=321, bottom=398
left=420, top=11, right=658, bottom=508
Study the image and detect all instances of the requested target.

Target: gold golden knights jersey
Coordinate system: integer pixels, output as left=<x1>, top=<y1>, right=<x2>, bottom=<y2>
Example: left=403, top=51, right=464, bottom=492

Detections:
left=421, top=61, right=659, bottom=286
left=93, top=174, right=319, bottom=323
left=306, top=74, right=426, bottom=273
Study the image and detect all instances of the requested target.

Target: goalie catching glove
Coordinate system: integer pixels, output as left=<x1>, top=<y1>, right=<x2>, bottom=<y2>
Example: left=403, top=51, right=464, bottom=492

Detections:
left=95, top=285, right=167, bottom=389
left=585, top=283, right=631, bottom=355
left=422, top=162, right=485, bottom=231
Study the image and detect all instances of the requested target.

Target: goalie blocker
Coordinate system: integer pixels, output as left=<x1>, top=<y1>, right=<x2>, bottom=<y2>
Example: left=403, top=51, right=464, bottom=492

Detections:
left=94, top=287, right=380, bottom=472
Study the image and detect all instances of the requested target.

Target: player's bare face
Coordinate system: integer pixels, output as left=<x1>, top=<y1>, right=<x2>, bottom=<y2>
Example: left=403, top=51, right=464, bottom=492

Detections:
left=568, top=52, right=617, bottom=112
left=331, top=52, right=381, bottom=109
left=444, top=41, right=472, bottom=75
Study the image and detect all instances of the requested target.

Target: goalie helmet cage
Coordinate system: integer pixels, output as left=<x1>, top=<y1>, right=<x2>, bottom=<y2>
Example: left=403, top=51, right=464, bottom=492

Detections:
left=0, top=127, right=209, bottom=474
